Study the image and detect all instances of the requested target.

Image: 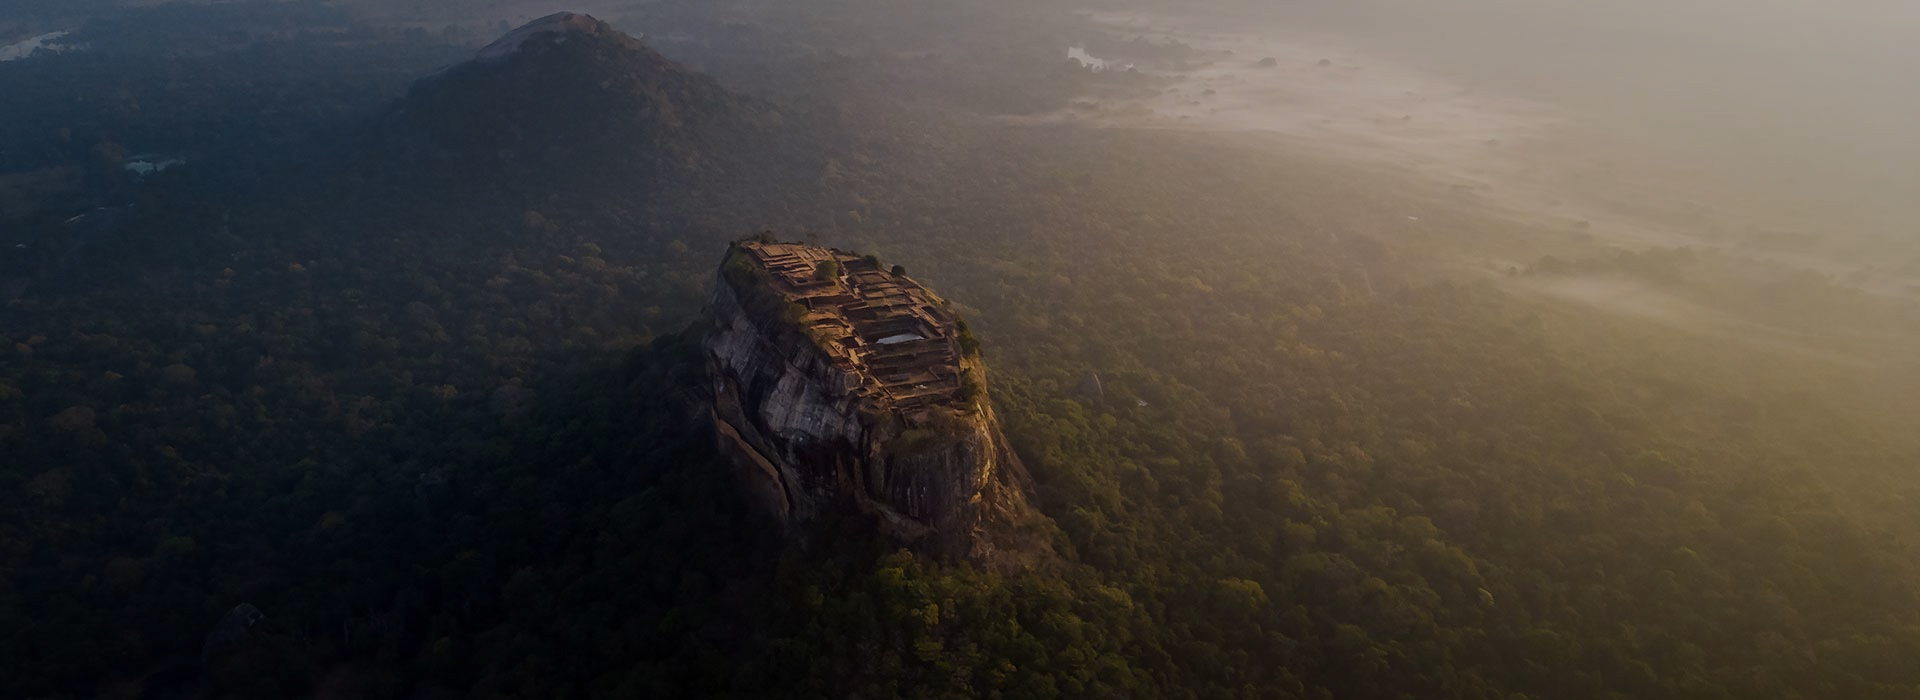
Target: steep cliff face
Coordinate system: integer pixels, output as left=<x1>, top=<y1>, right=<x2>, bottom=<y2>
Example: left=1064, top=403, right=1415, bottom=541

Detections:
left=703, top=241, right=1041, bottom=561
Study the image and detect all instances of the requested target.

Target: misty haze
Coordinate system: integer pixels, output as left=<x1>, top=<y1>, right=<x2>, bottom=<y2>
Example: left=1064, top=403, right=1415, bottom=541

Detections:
left=2, top=0, right=1917, bottom=698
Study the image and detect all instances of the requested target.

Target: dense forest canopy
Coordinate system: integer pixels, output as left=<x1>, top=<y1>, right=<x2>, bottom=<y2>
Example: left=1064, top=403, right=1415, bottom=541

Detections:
left=2, top=1, right=1919, bottom=699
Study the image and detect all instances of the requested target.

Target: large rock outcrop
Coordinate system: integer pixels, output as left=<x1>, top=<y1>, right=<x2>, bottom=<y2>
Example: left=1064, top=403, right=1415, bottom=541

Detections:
left=704, top=240, right=1041, bottom=561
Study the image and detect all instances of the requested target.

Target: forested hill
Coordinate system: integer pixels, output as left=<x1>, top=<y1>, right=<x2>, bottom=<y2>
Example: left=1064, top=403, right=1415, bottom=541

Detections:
left=3, top=3, right=1920, bottom=699
left=372, top=12, right=795, bottom=191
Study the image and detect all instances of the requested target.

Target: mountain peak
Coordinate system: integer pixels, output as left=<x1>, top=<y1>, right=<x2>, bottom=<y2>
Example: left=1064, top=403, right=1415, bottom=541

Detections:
left=378, top=11, right=776, bottom=191
left=471, top=12, right=609, bottom=64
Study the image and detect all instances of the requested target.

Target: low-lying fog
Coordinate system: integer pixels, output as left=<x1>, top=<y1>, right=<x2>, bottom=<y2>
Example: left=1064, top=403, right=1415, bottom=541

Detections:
left=1078, top=0, right=1920, bottom=296
left=1241, top=0, right=1920, bottom=233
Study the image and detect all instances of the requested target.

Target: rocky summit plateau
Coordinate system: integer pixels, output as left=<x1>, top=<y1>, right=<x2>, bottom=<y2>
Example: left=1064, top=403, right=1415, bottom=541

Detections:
left=703, top=240, right=1044, bottom=562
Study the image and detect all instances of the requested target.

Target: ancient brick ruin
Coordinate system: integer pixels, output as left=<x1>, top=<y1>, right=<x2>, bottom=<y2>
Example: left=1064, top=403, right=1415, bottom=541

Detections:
left=731, top=241, right=970, bottom=419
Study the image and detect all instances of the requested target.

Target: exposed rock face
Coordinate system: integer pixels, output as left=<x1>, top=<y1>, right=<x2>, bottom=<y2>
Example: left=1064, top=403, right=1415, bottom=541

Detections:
left=704, top=241, right=1040, bottom=561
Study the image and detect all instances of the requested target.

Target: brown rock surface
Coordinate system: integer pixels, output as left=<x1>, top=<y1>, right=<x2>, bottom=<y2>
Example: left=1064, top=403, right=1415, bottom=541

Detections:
left=703, top=240, right=1046, bottom=563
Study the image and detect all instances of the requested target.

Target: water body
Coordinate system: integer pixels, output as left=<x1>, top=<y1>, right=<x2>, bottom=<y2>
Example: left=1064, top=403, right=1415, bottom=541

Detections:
left=125, top=155, right=187, bottom=176
left=1067, top=46, right=1128, bottom=72
left=0, top=32, right=74, bottom=62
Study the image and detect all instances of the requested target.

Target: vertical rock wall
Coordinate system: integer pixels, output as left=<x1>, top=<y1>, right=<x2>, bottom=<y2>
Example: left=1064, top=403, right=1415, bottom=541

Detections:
left=703, top=263, right=1038, bottom=560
